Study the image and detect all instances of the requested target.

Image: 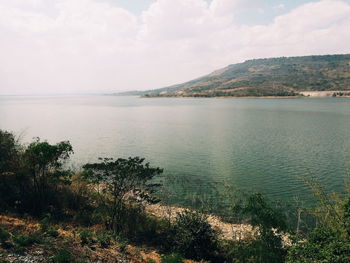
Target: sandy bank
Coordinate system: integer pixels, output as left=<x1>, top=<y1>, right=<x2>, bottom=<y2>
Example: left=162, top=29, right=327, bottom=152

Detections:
left=146, top=204, right=252, bottom=240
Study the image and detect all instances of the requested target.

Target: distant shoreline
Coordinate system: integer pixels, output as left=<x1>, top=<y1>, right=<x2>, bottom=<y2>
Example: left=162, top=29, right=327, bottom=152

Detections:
left=137, top=90, right=350, bottom=99
left=299, top=90, right=350, bottom=97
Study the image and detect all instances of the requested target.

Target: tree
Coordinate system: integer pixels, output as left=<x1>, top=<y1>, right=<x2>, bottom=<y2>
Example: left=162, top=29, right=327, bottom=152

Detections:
left=0, top=130, right=22, bottom=210
left=24, top=138, right=73, bottom=213
left=83, top=157, right=163, bottom=232
left=0, top=130, right=19, bottom=174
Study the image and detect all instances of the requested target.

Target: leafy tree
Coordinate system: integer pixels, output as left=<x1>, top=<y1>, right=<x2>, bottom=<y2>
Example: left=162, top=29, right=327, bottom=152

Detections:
left=25, top=138, right=73, bottom=183
left=24, top=138, right=73, bottom=213
left=83, top=157, right=163, bottom=232
left=0, top=130, right=25, bottom=211
left=0, top=130, right=19, bottom=174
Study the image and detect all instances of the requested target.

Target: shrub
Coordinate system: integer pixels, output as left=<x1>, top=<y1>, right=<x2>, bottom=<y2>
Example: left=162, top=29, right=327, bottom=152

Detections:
left=40, top=215, right=59, bottom=238
left=79, top=229, right=94, bottom=246
left=170, top=210, right=219, bottom=261
left=161, top=254, right=183, bottom=263
left=52, top=249, right=75, bottom=263
left=96, top=231, right=112, bottom=248
left=13, top=233, right=42, bottom=246
left=287, top=226, right=350, bottom=263
left=0, top=227, right=13, bottom=249
left=118, top=238, right=128, bottom=253
left=228, top=193, right=288, bottom=263
left=0, top=227, right=10, bottom=243
left=117, top=203, right=166, bottom=241
left=47, top=228, right=59, bottom=238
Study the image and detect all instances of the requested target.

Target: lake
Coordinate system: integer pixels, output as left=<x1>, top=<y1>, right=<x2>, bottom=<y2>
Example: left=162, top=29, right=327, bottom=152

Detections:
left=1, top=95, right=350, bottom=206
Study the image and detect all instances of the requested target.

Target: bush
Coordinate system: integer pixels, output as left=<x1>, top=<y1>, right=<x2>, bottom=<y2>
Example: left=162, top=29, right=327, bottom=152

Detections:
left=117, top=204, right=167, bottom=242
left=13, top=233, right=42, bottom=246
left=79, top=229, right=94, bottom=246
left=96, top=231, right=112, bottom=248
left=161, top=254, right=184, bottom=263
left=117, top=237, right=128, bottom=253
left=40, top=215, right=59, bottom=238
left=47, top=228, right=59, bottom=238
left=0, top=227, right=10, bottom=243
left=169, top=210, right=219, bottom=261
left=52, top=249, right=75, bottom=263
left=287, top=226, right=350, bottom=263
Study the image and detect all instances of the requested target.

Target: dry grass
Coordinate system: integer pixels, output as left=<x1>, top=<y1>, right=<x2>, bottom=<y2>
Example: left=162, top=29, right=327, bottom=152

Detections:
left=0, top=214, right=166, bottom=263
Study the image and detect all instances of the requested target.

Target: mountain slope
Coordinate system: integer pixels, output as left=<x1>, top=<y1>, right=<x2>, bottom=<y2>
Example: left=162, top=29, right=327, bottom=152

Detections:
left=142, top=54, right=350, bottom=97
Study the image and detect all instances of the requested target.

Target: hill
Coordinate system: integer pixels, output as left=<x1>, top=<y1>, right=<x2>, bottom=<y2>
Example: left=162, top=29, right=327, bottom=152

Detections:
left=128, top=54, right=350, bottom=97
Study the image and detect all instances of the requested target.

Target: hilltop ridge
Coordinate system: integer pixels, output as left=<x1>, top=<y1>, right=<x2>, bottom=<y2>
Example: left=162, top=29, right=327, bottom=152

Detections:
left=118, top=54, right=350, bottom=97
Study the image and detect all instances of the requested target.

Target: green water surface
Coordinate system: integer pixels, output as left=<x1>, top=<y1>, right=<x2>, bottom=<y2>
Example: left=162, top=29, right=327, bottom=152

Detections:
left=1, top=96, right=350, bottom=204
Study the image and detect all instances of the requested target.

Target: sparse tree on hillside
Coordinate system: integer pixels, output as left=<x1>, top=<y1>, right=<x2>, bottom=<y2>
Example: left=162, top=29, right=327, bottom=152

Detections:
left=24, top=138, right=73, bottom=213
left=83, top=157, right=163, bottom=232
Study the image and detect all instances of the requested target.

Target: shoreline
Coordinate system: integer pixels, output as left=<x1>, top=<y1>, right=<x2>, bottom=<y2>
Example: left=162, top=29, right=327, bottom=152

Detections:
left=139, top=90, right=350, bottom=99
left=146, top=203, right=252, bottom=240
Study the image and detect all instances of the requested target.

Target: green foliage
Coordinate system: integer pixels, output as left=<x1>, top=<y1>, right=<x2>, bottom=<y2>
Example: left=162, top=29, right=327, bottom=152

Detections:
left=25, top=138, right=73, bottom=185
left=0, top=130, right=23, bottom=211
left=0, top=130, right=78, bottom=215
left=169, top=210, right=219, bottom=261
left=242, top=193, right=288, bottom=231
left=83, top=157, right=163, bottom=232
left=6, top=129, right=350, bottom=262
left=47, top=228, right=59, bottom=238
left=118, top=238, right=128, bottom=253
left=96, top=231, right=112, bottom=248
left=343, top=196, right=350, bottom=236
left=78, top=229, right=94, bottom=246
left=0, top=130, right=19, bottom=173
left=52, top=249, right=75, bottom=263
left=230, top=193, right=287, bottom=263
left=285, top=190, right=350, bottom=263
left=161, top=254, right=184, bottom=263
left=39, top=215, right=59, bottom=237
left=24, top=138, right=74, bottom=214
left=0, top=227, right=10, bottom=243
left=287, top=226, right=350, bottom=263
left=13, top=233, right=42, bottom=246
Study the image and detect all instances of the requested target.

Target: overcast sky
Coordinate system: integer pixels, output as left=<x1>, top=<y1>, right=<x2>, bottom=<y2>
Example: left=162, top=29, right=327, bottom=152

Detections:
left=0, top=0, right=349, bottom=95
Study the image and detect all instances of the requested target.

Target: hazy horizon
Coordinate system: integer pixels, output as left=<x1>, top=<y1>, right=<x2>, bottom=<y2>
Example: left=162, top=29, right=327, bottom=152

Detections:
left=1, top=0, right=350, bottom=95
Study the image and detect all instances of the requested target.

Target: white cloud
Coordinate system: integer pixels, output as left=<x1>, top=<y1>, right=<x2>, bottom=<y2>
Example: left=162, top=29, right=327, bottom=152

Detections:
left=273, top=3, right=285, bottom=10
left=0, top=0, right=349, bottom=94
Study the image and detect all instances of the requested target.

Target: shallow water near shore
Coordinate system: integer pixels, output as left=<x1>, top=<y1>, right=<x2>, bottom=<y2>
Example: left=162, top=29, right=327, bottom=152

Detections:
left=1, top=95, right=350, bottom=205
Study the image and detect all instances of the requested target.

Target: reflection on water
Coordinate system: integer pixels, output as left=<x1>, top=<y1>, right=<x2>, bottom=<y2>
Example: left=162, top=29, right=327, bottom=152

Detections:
left=1, top=95, right=350, bottom=204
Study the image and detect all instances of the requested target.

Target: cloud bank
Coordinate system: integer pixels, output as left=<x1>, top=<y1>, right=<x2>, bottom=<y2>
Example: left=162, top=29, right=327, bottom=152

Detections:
left=0, top=0, right=349, bottom=94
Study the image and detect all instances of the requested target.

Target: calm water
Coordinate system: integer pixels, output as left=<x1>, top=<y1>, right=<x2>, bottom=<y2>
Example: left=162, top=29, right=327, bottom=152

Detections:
left=1, top=95, right=350, bottom=204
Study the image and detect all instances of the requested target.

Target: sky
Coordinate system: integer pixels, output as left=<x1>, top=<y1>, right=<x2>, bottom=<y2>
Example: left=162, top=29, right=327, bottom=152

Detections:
left=0, top=0, right=349, bottom=95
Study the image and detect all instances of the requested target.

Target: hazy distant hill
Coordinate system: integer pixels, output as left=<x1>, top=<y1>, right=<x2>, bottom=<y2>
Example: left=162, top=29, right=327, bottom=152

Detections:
left=122, top=54, right=350, bottom=97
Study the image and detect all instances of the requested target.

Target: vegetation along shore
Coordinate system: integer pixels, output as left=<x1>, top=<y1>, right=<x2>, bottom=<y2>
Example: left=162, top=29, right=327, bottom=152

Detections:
left=1, top=129, right=350, bottom=262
